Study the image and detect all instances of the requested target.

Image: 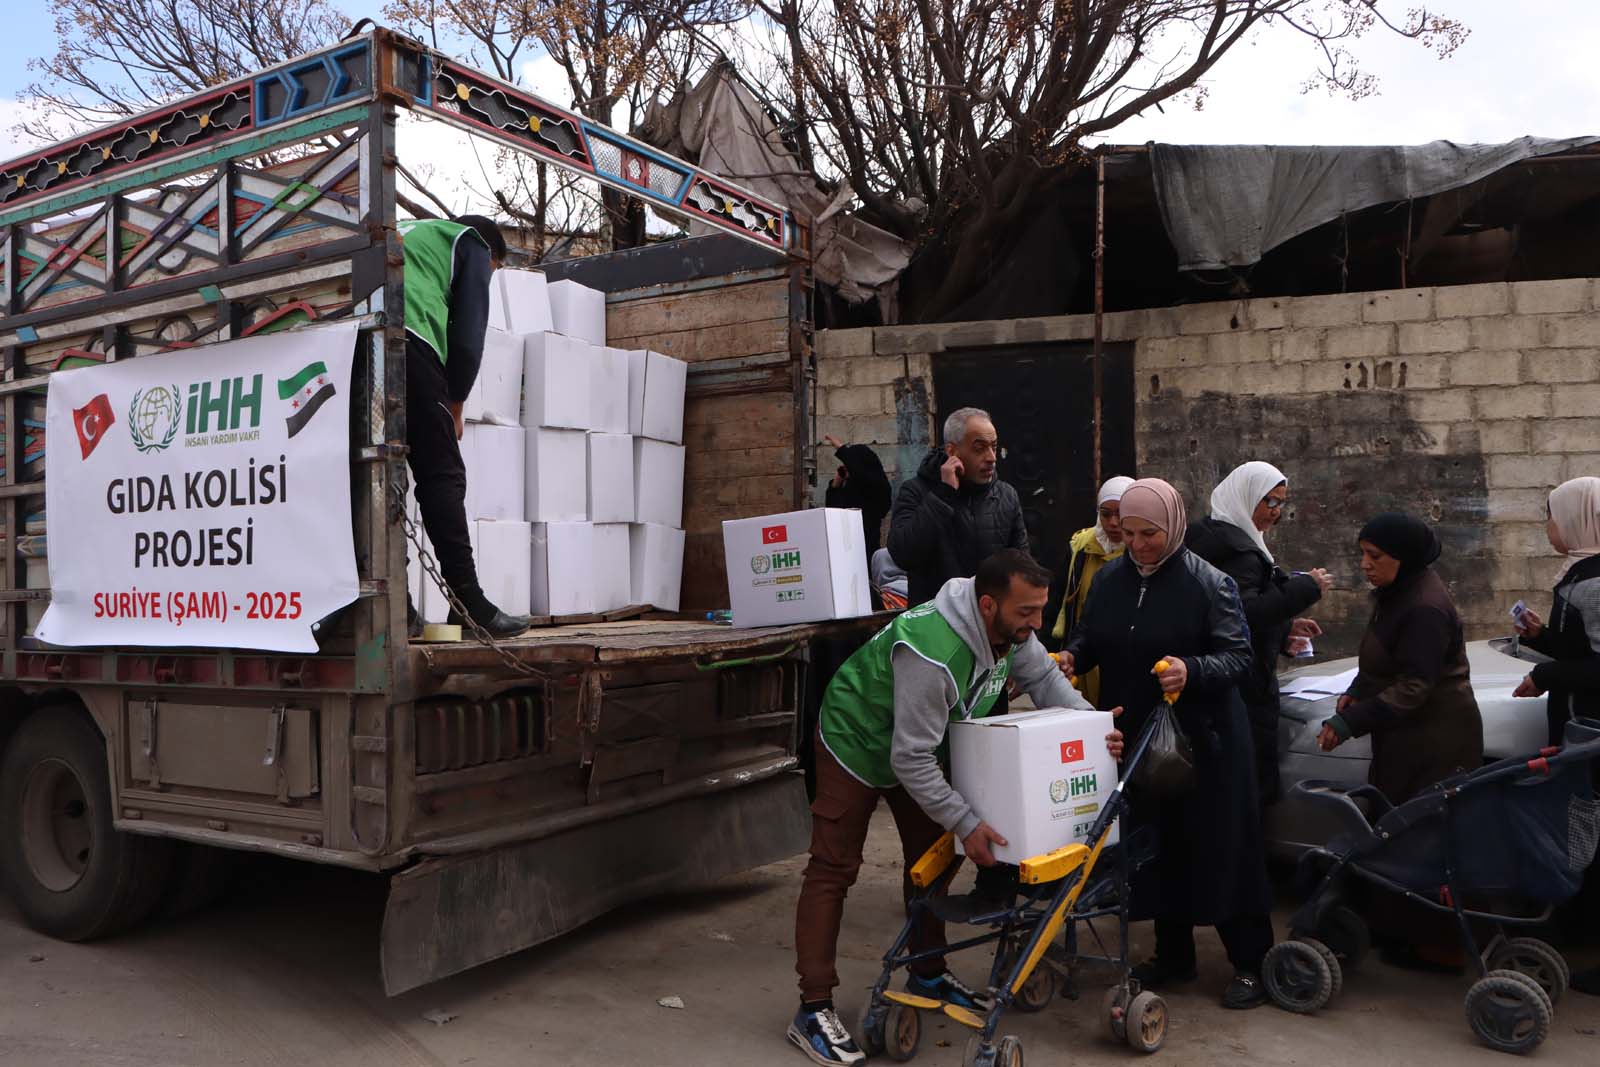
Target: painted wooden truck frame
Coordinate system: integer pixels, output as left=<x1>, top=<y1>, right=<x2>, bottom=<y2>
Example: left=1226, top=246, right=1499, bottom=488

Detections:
left=0, top=27, right=843, bottom=992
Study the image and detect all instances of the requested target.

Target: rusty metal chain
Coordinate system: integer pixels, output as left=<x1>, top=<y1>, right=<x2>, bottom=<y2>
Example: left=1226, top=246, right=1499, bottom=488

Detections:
left=390, top=480, right=548, bottom=680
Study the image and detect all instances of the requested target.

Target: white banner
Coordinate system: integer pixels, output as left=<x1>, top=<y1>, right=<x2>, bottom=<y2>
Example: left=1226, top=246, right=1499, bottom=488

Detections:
left=37, top=322, right=361, bottom=652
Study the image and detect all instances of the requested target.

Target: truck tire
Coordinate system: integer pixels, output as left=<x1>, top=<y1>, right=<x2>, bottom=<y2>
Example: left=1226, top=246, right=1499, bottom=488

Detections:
left=0, top=708, right=174, bottom=940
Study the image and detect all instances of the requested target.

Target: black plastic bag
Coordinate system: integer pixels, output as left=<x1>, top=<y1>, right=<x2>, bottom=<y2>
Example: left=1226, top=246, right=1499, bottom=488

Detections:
left=1134, top=704, right=1196, bottom=795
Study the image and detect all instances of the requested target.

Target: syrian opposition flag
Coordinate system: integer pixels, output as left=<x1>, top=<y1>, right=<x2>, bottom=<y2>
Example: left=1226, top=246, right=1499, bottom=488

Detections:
left=278, top=360, right=336, bottom=439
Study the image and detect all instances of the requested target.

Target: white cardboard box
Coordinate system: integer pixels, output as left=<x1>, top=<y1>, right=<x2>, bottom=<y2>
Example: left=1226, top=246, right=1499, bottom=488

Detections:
left=624, top=349, right=688, bottom=443
left=630, top=523, right=685, bottom=612
left=633, top=438, right=685, bottom=526
left=592, top=522, right=632, bottom=612
left=721, top=508, right=871, bottom=628
left=950, top=707, right=1119, bottom=865
left=462, top=423, right=526, bottom=522
left=474, top=520, right=532, bottom=616
left=531, top=522, right=594, bottom=616
left=587, top=432, right=634, bottom=523
left=590, top=347, right=631, bottom=434
left=463, top=326, right=524, bottom=425
left=547, top=279, right=606, bottom=345
left=522, top=333, right=593, bottom=430
left=492, top=268, right=554, bottom=335
left=525, top=427, right=588, bottom=522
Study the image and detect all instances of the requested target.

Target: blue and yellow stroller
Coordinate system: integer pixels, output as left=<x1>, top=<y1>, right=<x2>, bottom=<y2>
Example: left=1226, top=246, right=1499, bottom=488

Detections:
left=1267, top=718, right=1600, bottom=1054
left=856, top=695, right=1177, bottom=1067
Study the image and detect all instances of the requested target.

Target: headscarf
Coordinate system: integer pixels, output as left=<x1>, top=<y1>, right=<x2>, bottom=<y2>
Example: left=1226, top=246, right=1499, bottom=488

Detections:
left=1209, top=461, right=1287, bottom=563
left=1119, top=478, right=1188, bottom=577
left=1357, top=512, right=1441, bottom=586
left=1092, top=475, right=1136, bottom=554
left=1549, top=477, right=1600, bottom=580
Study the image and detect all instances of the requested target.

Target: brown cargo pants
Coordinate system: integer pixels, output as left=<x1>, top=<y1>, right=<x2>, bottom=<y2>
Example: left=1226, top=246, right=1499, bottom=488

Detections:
left=794, top=740, right=954, bottom=1003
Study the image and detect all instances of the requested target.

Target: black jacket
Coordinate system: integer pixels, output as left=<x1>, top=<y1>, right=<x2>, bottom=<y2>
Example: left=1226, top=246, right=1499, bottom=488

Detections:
left=824, top=444, right=892, bottom=557
left=887, top=449, right=1028, bottom=606
left=1184, top=518, right=1322, bottom=803
left=1526, top=554, right=1600, bottom=744
left=1067, top=549, right=1270, bottom=925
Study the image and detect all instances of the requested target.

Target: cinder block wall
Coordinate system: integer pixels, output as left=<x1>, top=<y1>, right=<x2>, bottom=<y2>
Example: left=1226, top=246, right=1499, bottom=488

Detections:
left=814, top=279, right=1600, bottom=655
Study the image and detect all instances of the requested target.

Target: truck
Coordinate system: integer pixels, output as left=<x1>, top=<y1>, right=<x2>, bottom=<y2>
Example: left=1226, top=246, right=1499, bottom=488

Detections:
left=0, top=27, right=858, bottom=993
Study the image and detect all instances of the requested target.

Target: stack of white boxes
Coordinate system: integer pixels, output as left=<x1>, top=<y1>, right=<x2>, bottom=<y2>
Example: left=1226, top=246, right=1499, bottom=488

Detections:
left=408, top=268, right=688, bottom=625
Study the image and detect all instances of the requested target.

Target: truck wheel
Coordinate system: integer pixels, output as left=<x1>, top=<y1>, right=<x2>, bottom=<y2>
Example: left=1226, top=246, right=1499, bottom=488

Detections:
left=0, top=708, right=174, bottom=940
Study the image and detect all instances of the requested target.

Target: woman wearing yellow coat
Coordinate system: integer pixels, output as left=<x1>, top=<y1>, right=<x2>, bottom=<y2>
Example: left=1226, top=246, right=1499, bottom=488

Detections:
left=1044, top=475, right=1134, bottom=704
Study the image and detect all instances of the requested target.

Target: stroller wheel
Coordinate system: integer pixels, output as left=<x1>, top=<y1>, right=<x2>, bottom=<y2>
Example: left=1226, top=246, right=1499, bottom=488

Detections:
left=1263, top=941, right=1334, bottom=1014
left=1465, top=971, right=1552, bottom=1054
left=1123, top=991, right=1168, bottom=1053
left=1014, top=965, right=1058, bottom=1013
left=1102, top=985, right=1130, bottom=1042
left=995, top=1035, right=1024, bottom=1067
left=856, top=996, right=887, bottom=1057
left=1298, top=937, right=1344, bottom=1000
left=884, top=1001, right=921, bottom=1062
left=1485, top=938, right=1570, bottom=1006
left=1311, top=904, right=1370, bottom=971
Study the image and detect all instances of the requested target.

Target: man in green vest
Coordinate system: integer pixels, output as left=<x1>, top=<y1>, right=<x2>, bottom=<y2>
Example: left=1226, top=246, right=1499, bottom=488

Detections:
left=787, top=549, right=1125, bottom=1066
left=399, top=214, right=530, bottom=637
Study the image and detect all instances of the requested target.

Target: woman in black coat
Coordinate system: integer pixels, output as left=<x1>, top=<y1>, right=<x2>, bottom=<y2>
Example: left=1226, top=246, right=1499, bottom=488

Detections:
left=1063, top=478, right=1274, bottom=1009
left=1185, top=461, right=1332, bottom=805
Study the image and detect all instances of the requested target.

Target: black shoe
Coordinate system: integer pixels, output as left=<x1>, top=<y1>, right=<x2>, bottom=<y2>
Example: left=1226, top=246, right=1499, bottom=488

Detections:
left=448, top=586, right=532, bottom=638
left=1130, top=957, right=1198, bottom=989
left=1221, top=971, right=1267, bottom=1010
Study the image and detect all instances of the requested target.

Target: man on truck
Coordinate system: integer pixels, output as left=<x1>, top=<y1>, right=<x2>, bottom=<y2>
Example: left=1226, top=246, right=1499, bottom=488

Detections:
left=399, top=214, right=531, bottom=637
left=787, top=550, right=1123, bottom=1066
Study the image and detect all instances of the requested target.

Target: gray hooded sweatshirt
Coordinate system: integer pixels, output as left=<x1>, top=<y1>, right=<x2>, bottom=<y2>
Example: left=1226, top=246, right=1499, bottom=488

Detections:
left=889, top=576, right=1095, bottom=840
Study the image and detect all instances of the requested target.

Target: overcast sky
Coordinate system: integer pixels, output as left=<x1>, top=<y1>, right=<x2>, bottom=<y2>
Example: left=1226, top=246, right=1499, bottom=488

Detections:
left=0, top=1, right=1593, bottom=196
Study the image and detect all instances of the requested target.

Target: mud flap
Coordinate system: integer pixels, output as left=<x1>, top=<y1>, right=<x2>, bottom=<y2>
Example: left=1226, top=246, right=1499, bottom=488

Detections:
left=380, top=771, right=811, bottom=994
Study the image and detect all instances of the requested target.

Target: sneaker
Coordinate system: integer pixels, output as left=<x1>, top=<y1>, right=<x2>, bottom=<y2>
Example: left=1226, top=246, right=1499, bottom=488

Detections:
left=907, top=970, right=994, bottom=1012
left=1130, top=957, right=1198, bottom=989
left=787, top=1006, right=865, bottom=1066
left=1221, top=971, right=1267, bottom=1010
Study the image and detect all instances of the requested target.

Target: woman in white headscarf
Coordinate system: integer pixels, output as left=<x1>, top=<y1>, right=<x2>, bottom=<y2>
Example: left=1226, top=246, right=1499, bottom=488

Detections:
left=1045, top=475, right=1134, bottom=704
left=1512, top=476, right=1600, bottom=997
left=1513, top=476, right=1600, bottom=740
left=1184, top=461, right=1333, bottom=806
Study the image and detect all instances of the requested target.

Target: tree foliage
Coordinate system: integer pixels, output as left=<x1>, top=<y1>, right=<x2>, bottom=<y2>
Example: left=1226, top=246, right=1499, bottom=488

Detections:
left=754, top=0, right=1467, bottom=312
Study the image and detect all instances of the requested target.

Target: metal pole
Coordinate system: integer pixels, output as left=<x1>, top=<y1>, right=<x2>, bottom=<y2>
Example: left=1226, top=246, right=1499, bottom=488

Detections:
left=1092, top=153, right=1106, bottom=489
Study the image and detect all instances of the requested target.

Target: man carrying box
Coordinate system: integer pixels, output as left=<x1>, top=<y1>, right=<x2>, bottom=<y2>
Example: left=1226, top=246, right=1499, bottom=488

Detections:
left=398, top=214, right=531, bottom=637
left=787, top=549, right=1124, bottom=1067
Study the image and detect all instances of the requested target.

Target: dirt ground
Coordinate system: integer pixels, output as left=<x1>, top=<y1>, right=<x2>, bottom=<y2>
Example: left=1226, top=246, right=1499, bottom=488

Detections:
left=2, top=811, right=1598, bottom=1066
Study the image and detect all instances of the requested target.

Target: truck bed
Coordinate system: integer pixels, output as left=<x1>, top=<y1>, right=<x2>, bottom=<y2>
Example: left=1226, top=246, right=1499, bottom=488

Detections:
left=408, top=614, right=888, bottom=673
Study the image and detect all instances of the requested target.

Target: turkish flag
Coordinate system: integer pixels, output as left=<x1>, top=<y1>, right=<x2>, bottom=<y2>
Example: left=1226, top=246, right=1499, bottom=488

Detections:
left=762, top=525, right=787, bottom=545
left=1060, top=740, right=1085, bottom=764
left=73, top=393, right=115, bottom=459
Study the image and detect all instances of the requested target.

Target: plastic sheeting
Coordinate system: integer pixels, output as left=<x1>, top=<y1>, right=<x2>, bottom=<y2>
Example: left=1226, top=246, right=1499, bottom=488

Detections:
left=1150, top=136, right=1600, bottom=272
left=638, top=68, right=911, bottom=306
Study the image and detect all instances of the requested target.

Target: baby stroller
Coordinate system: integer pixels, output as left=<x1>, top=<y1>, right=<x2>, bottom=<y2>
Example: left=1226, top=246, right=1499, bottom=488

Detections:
left=1266, top=718, right=1600, bottom=1054
left=856, top=704, right=1174, bottom=1067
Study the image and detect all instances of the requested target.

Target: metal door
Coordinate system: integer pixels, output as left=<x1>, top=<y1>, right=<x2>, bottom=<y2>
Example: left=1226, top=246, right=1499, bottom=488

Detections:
left=931, top=344, right=1135, bottom=574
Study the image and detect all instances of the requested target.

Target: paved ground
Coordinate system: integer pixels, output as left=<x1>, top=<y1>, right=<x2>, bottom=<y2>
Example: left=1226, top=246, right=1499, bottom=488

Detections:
left=2, top=812, right=1598, bottom=1066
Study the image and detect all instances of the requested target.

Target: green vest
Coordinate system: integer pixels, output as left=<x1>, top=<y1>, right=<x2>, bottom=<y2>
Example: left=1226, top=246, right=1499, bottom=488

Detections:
left=819, top=601, right=1013, bottom=788
left=398, top=218, right=488, bottom=365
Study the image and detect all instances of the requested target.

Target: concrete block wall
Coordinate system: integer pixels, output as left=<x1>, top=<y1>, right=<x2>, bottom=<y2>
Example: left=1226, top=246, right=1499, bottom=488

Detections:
left=814, top=279, right=1600, bottom=655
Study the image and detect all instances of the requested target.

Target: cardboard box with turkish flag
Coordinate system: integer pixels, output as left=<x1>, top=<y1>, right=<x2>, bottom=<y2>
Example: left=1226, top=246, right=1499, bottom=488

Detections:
left=950, top=707, right=1119, bottom=865
left=720, top=508, right=870, bottom=628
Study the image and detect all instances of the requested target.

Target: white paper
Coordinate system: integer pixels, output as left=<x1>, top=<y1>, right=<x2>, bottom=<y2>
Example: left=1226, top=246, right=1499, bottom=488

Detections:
left=1281, top=667, right=1359, bottom=700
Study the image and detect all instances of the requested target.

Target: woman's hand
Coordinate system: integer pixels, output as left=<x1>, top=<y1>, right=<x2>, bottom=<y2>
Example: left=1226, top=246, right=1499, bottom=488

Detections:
left=1290, top=618, right=1323, bottom=639
left=1153, top=657, right=1187, bottom=693
left=1317, top=724, right=1342, bottom=752
left=1336, top=694, right=1354, bottom=714
left=1105, top=706, right=1125, bottom=761
left=1055, top=651, right=1075, bottom=680
left=1306, top=568, right=1334, bottom=593
left=1515, top=608, right=1544, bottom=639
left=1513, top=674, right=1546, bottom=699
